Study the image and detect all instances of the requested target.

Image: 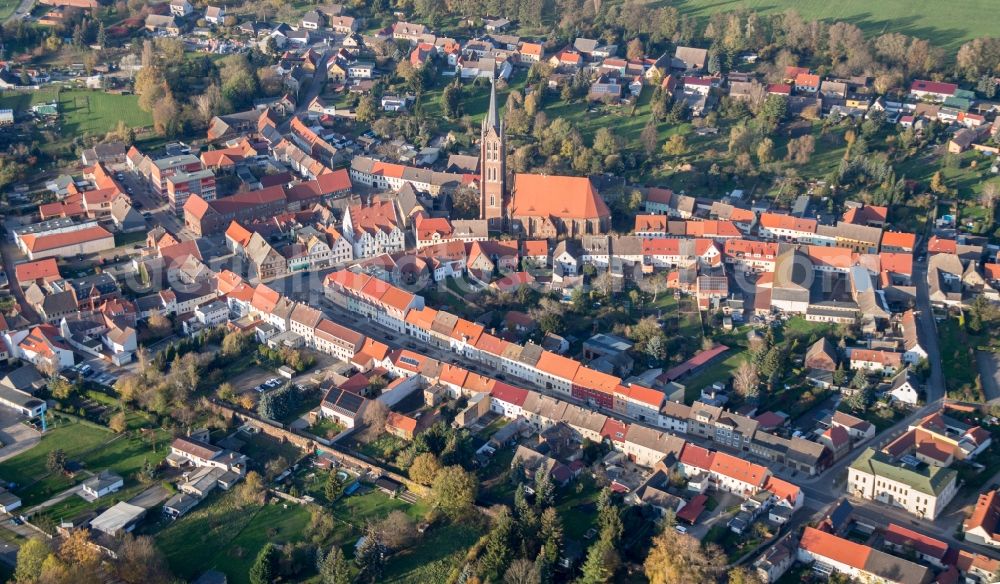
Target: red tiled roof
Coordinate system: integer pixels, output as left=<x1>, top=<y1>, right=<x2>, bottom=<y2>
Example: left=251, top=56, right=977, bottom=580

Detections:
left=880, top=231, right=916, bottom=250
left=14, top=258, right=61, bottom=283
left=20, top=225, right=113, bottom=253
left=676, top=493, right=707, bottom=523
left=387, top=412, right=418, bottom=434
left=764, top=476, right=800, bottom=505
left=535, top=351, right=581, bottom=382
left=679, top=442, right=714, bottom=471
left=510, top=174, right=610, bottom=221
left=600, top=418, right=628, bottom=443
left=965, top=489, right=1000, bottom=537
left=710, top=451, right=768, bottom=487
left=910, top=80, right=957, bottom=95
left=800, top=527, right=870, bottom=570
left=490, top=382, right=529, bottom=407
left=883, top=523, right=948, bottom=560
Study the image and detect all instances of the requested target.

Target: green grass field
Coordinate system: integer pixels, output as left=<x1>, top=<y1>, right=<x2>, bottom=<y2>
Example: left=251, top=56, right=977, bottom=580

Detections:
left=0, top=0, right=19, bottom=22
left=58, top=90, right=152, bottom=136
left=668, top=0, right=993, bottom=50
left=0, top=88, right=152, bottom=137
left=0, top=419, right=169, bottom=507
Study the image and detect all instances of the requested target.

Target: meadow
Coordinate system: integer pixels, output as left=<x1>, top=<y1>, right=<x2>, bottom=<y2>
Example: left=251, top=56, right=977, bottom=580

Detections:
left=0, top=88, right=152, bottom=137
left=667, top=0, right=992, bottom=51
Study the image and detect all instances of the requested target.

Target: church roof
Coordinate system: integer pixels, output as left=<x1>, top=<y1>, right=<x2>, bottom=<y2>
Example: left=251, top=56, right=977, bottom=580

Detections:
left=510, top=174, right=610, bottom=221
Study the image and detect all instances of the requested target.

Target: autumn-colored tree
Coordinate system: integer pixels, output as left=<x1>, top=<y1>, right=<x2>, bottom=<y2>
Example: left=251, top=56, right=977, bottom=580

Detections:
left=644, top=528, right=723, bottom=584
left=409, top=452, right=442, bottom=486
left=109, top=412, right=127, bottom=433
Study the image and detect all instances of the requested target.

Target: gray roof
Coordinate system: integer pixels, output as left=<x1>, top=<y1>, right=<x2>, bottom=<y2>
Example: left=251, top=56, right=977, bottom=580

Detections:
left=90, top=501, right=146, bottom=535
left=0, top=364, right=45, bottom=392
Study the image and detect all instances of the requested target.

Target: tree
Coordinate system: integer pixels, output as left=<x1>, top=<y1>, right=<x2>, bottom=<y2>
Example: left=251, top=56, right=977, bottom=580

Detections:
left=732, top=361, right=760, bottom=399
left=786, top=135, right=815, bottom=165
left=727, top=566, right=764, bottom=584
left=662, top=134, right=687, bottom=156
left=147, top=313, right=172, bottom=338
left=930, top=171, right=948, bottom=194
left=317, top=546, right=352, bottom=584
left=451, top=183, right=481, bottom=220
left=114, top=534, right=173, bottom=584
left=640, top=120, right=659, bottom=157
left=324, top=471, right=345, bottom=502
left=361, top=399, right=389, bottom=439
left=355, top=525, right=386, bottom=581
left=235, top=471, right=265, bottom=507
left=626, top=38, right=645, bottom=61
left=645, top=335, right=666, bottom=362
left=980, top=182, right=1000, bottom=209
left=249, top=543, right=278, bottom=584
left=579, top=535, right=617, bottom=583
left=48, top=377, right=77, bottom=400
left=480, top=507, right=514, bottom=580
left=14, top=538, right=49, bottom=584
left=592, top=127, right=621, bottom=158
left=152, top=91, right=179, bottom=136
left=644, top=529, right=723, bottom=584
left=109, top=412, right=127, bottom=433
left=356, top=95, right=377, bottom=122
left=409, top=452, right=442, bottom=485
left=194, top=83, right=227, bottom=124
left=375, top=510, right=417, bottom=551
left=756, top=137, right=774, bottom=164
left=59, top=529, right=101, bottom=566
left=430, top=465, right=478, bottom=519
left=504, top=558, right=539, bottom=584
left=442, top=80, right=464, bottom=119
left=46, top=449, right=67, bottom=473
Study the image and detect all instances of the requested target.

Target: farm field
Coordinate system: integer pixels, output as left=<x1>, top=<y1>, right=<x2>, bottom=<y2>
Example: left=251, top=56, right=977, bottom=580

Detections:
left=667, top=0, right=992, bottom=50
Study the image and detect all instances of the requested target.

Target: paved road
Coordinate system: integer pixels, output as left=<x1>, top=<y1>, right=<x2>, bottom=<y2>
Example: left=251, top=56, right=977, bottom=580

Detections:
left=117, top=168, right=196, bottom=241
left=912, top=259, right=944, bottom=403
left=293, top=50, right=332, bottom=117
left=0, top=221, right=40, bottom=324
left=5, top=0, right=34, bottom=24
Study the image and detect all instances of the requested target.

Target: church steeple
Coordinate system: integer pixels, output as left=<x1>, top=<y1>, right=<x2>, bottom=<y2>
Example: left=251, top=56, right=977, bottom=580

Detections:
left=480, top=77, right=506, bottom=230
left=484, top=77, right=500, bottom=134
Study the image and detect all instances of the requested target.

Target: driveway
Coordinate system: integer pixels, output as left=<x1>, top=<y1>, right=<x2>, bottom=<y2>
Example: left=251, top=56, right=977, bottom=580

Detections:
left=0, top=409, right=41, bottom=463
left=128, top=484, right=171, bottom=509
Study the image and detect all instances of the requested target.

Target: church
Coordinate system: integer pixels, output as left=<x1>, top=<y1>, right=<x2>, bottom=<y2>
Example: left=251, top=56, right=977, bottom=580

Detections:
left=479, top=82, right=612, bottom=238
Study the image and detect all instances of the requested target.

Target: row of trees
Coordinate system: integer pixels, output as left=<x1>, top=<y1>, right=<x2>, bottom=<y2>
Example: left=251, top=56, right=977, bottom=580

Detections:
left=14, top=531, right=173, bottom=584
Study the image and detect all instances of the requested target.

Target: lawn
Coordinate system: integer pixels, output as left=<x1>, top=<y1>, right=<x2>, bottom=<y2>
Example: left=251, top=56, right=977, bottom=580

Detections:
left=383, top=521, right=484, bottom=584
left=668, top=0, right=993, bottom=51
left=681, top=349, right=748, bottom=404
left=0, top=419, right=167, bottom=506
left=555, top=475, right=602, bottom=540
left=158, top=492, right=311, bottom=584
left=59, top=90, right=152, bottom=136
left=208, top=502, right=312, bottom=584
left=939, top=316, right=981, bottom=401
left=0, top=88, right=152, bottom=137
left=239, top=431, right=304, bottom=466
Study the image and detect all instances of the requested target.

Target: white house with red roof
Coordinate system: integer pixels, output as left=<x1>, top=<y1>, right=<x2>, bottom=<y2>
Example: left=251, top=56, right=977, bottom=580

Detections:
left=6, top=324, right=74, bottom=371
left=909, top=79, right=958, bottom=102
left=342, top=197, right=405, bottom=258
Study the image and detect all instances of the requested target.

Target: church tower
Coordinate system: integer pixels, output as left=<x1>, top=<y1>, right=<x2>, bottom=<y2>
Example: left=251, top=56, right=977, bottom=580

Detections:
left=480, top=79, right=506, bottom=230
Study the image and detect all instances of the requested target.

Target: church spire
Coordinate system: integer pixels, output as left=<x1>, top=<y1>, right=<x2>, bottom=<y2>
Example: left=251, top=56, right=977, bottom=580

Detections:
left=484, top=77, right=500, bottom=133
